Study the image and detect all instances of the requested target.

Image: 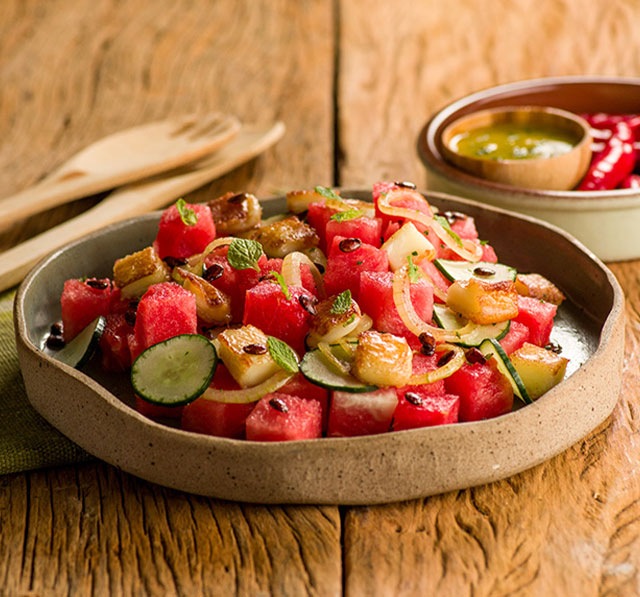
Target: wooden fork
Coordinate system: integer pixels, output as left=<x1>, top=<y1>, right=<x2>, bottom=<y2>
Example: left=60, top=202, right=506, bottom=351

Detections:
left=0, top=121, right=285, bottom=292
left=0, top=113, right=241, bottom=232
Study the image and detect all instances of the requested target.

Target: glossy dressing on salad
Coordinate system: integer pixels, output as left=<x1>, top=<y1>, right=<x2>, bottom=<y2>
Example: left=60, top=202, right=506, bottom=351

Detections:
left=49, top=182, right=570, bottom=441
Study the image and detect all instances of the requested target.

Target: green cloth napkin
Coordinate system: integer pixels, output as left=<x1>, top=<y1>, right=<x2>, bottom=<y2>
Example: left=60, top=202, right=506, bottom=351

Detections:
left=0, top=289, right=91, bottom=475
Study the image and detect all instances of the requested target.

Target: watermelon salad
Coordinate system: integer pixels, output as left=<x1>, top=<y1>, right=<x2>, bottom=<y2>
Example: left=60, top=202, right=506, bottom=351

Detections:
left=49, top=184, right=570, bottom=441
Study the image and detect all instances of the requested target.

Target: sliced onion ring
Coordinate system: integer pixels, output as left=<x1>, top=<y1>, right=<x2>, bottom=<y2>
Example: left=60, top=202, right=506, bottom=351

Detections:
left=317, top=341, right=351, bottom=375
left=282, top=251, right=326, bottom=298
left=202, top=370, right=293, bottom=404
left=348, top=313, right=373, bottom=338
left=186, top=236, right=238, bottom=274
left=429, top=218, right=482, bottom=262
left=377, top=189, right=435, bottom=228
left=408, top=344, right=465, bottom=385
left=392, top=267, right=476, bottom=342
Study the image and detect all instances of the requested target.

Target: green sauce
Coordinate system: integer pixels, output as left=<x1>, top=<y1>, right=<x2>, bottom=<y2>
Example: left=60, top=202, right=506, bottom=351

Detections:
left=451, top=122, right=577, bottom=161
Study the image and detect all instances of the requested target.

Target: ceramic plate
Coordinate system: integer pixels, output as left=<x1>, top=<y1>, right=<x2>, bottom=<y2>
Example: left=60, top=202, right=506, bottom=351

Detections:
left=14, top=190, right=624, bottom=505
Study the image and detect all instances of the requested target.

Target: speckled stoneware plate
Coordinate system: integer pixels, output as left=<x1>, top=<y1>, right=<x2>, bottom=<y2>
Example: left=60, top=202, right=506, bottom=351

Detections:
left=14, top=190, right=625, bottom=505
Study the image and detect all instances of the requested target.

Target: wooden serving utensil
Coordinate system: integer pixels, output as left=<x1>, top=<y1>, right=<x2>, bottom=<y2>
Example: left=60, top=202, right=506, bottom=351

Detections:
left=0, top=113, right=241, bottom=232
left=0, top=121, right=285, bottom=292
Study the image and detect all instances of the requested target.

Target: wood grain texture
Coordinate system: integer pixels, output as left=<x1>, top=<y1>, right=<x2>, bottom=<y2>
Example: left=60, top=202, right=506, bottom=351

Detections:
left=0, top=1, right=341, bottom=596
left=4, top=0, right=640, bottom=595
left=0, top=463, right=341, bottom=596
left=338, top=0, right=640, bottom=187
left=0, top=0, right=334, bottom=251
left=339, top=1, right=640, bottom=595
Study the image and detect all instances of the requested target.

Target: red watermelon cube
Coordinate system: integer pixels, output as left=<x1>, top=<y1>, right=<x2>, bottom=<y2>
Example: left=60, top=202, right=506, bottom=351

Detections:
left=437, top=239, right=498, bottom=263
left=395, top=353, right=446, bottom=399
left=372, top=181, right=401, bottom=203
left=327, top=388, right=398, bottom=437
left=306, top=201, right=336, bottom=252
left=480, top=243, right=498, bottom=263
left=279, top=373, right=330, bottom=431
left=155, top=202, right=216, bottom=259
left=132, top=282, right=197, bottom=359
left=325, top=216, right=382, bottom=249
left=245, top=393, right=322, bottom=441
left=181, top=365, right=254, bottom=439
left=261, top=258, right=319, bottom=298
left=444, top=359, right=514, bottom=421
left=417, top=259, right=450, bottom=303
left=324, top=236, right=389, bottom=300
left=359, top=271, right=433, bottom=338
left=135, top=397, right=184, bottom=420
left=393, top=393, right=460, bottom=431
left=99, top=312, right=134, bottom=372
left=382, top=220, right=401, bottom=242
left=61, top=277, right=113, bottom=341
left=243, top=281, right=315, bottom=355
left=205, top=245, right=267, bottom=321
left=499, top=320, right=530, bottom=354
left=514, top=295, right=557, bottom=346
left=450, top=214, right=479, bottom=240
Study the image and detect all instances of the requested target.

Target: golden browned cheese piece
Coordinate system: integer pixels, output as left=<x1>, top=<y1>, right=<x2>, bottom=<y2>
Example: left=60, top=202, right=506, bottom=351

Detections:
left=216, top=325, right=280, bottom=388
left=446, top=278, right=519, bottom=324
left=245, top=216, right=319, bottom=258
left=515, top=273, right=565, bottom=305
left=352, top=330, right=412, bottom=387
left=309, top=295, right=360, bottom=338
left=510, top=342, right=569, bottom=399
left=172, top=267, right=231, bottom=325
left=207, top=191, right=262, bottom=235
left=286, top=189, right=333, bottom=214
left=113, top=246, right=169, bottom=288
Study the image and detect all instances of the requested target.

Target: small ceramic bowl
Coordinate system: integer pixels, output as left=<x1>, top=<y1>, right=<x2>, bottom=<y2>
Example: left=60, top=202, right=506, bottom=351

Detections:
left=440, top=106, right=592, bottom=190
left=418, top=76, right=640, bottom=261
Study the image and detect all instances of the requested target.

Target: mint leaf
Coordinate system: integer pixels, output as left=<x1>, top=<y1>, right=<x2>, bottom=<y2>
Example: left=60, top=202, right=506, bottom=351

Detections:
left=331, top=289, right=352, bottom=314
left=227, top=238, right=263, bottom=272
left=176, top=198, right=198, bottom=226
left=267, top=336, right=299, bottom=373
left=330, top=208, right=363, bottom=223
left=270, top=270, right=291, bottom=300
left=314, top=185, right=341, bottom=200
left=435, top=215, right=463, bottom=248
left=407, top=254, right=421, bottom=283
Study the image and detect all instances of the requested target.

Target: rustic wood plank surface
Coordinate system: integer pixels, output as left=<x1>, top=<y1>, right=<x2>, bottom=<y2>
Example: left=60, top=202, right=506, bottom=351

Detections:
left=2, top=0, right=640, bottom=595
left=0, top=2, right=342, bottom=596
left=339, top=1, right=640, bottom=596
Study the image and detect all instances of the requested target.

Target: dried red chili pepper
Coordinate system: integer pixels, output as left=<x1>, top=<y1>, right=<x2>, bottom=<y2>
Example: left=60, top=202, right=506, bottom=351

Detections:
left=618, top=174, right=640, bottom=189
left=578, top=121, right=636, bottom=191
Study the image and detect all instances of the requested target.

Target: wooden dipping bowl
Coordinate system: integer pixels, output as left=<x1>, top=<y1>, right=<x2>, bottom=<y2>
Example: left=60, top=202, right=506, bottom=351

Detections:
left=440, top=106, right=592, bottom=191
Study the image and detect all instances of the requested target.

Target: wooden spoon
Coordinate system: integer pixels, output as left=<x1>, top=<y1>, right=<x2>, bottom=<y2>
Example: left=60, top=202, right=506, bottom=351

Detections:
left=0, top=113, right=241, bottom=232
left=0, top=121, right=285, bottom=292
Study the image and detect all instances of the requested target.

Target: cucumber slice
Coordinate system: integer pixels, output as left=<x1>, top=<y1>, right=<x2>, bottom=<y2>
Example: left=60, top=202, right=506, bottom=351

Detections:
left=433, top=304, right=510, bottom=347
left=300, top=347, right=377, bottom=393
left=434, top=259, right=516, bottom=284
left=479, top=338, right=531, bottom=404
left=432, top=304, right=466, bottom=329
left=54, top=316, right=106, bottom=368
left=132, top=334, right=218, bottom=407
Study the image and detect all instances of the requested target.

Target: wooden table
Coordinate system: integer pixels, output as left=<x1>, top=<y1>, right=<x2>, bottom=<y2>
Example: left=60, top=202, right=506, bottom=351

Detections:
left=2, top=1, right=640, bottom=595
